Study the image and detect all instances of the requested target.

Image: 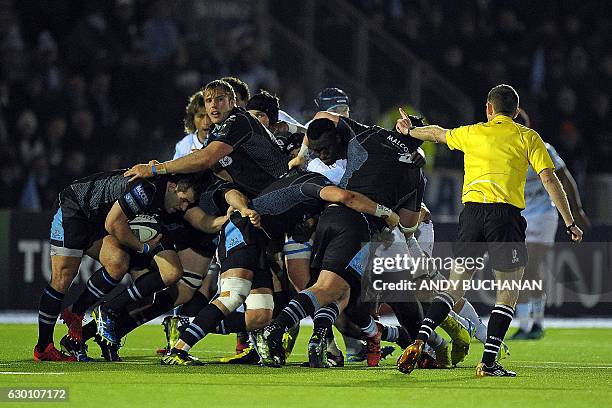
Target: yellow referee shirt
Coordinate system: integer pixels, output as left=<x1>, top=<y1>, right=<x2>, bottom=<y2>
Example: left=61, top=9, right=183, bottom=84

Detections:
left=446, top=114, right=554, bottom=209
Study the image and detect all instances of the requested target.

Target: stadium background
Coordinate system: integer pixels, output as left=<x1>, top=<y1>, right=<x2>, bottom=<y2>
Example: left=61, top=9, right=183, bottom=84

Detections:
left=0, top=0, right=610, bottom=316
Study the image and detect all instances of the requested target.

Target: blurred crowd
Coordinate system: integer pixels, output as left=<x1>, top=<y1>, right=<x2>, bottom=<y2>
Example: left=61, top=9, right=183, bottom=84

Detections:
left=0, top=0, right=283, bottom=208
left=355, top=0, right=611, bottom=184
left=0, top=0, right=609, bottom=210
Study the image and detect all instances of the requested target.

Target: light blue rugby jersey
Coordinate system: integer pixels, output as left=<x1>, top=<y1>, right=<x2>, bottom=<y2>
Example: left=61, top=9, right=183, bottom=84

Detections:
left=522, top=143, right=565, bottom=218
left=173, top=133, right=204, bottom=159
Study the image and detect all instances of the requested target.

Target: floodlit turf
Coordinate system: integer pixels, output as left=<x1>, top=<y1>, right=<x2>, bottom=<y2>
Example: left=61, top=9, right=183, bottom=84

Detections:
left=1, top=324, right=611, bottom=407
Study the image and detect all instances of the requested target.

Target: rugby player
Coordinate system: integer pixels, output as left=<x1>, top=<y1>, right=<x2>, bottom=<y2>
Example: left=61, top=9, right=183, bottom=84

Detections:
left=162, top=169, right=400, bottom=365
left=34, top=170, right=200, bottom=361
left=511, top=109, right=590, bottom=340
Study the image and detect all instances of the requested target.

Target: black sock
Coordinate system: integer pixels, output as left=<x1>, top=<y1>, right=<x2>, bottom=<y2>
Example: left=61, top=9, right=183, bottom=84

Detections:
left=272, top=291, right=291, bottom=318
left=37, top=285, right=64, bottom=348
left=313, top=302, right=339, bottom=332
left=120, top=289, right=179, bottom=338
left=180, top=292, right=210, bottom=317
left=72, top=268, right=120, bottom=315
left=82, top=320, right=97, bottom=342
left=416, top=292, right=454, bottom=342
left=180, top=304, right=225, bottom=348
left=105, top=271, right=166, bottom=313
left=482, top=304, right=514, bottom=366
left=389, top=301, right=423, bottom=340
left=274, top=290, right=320, bottom=330
left=215, top=312, right=247, bottom=334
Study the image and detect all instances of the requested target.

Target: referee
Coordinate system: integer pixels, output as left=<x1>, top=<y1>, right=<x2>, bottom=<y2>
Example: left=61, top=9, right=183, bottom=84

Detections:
left=395, top=84, right=583, bottom=377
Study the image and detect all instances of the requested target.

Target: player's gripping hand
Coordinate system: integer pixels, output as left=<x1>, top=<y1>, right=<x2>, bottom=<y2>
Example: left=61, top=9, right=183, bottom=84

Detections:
left=124, top=164, right=154, bottom=181
left=384, top=211, right=400, bottom=230
left=288, top=155, right=306, bottom=169
left=395, top=108, right=413, bottom=135
left=240, top=209, right=261, bottom=228
left=567, top=223, right=583, bottom=243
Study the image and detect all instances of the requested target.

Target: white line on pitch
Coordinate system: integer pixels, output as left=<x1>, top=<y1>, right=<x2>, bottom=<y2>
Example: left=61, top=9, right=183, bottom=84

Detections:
left=0, top=372, right=65, bottom=375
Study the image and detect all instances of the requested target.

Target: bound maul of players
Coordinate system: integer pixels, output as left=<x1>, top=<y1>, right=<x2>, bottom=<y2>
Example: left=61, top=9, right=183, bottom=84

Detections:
left=34, top=78, right=583, bottom=378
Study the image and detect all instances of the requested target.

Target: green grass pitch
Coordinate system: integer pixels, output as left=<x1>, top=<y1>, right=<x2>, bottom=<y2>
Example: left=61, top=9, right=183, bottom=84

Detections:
left=1, top=324, right=611, bottom=407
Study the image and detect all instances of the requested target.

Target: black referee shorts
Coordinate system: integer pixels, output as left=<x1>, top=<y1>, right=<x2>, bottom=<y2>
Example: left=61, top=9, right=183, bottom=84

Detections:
left=310, top=205, right=372, bottom=291
left=453, top=202, right=527, bottom=271
left=217, top=212, right=272, bottom=290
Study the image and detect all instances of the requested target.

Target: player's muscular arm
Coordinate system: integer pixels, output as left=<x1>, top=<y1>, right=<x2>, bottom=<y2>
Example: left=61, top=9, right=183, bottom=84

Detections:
left=224, top=189, right=261, bottom=227
left=539, top=168, right=583, bottom=242
left=124, top=141, right=233, bottom=181
left=105, top=202, right=153, bottom=252
left=319, top=186, right=400, bottom=228
left=183, top=206, right=228, bottom=233
left=556, top=167, right=591, bottom=229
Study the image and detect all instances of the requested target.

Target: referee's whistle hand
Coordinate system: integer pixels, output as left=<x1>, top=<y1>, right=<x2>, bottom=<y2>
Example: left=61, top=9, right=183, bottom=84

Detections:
left=124, top=164, right=153, bottom=181
left=568, top=224, right=583, bottom=243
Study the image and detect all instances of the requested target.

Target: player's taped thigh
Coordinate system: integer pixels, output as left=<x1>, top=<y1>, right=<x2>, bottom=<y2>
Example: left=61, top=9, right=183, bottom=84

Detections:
left=494, top=267, right=525, bottom=308
left=217, top=277, right=252, bottom=312
left=245, top=293, right=274, bottom=310
left=283, top=237, right=313, bottom=260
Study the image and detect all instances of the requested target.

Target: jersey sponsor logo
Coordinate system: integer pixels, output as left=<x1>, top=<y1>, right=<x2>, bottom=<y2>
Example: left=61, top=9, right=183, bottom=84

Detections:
left=219, top=156, right=233, bottom=167
left=386, top=134, right=412, bottom=153
left=124, top=192, right=141, bottom=214
left=133, top=184, right=150, bottom=207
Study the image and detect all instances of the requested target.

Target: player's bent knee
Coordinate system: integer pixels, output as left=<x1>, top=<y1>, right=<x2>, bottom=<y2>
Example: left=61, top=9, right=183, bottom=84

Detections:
left=217, top=277, right=252, bottom=313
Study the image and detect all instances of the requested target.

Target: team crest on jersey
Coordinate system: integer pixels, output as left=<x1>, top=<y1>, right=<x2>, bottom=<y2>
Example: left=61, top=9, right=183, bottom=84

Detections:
left=219, top=156, right=233, bottom=167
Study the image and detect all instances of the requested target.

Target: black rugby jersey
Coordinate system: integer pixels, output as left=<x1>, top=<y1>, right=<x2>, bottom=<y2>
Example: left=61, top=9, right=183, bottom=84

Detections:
left=208, top=107, right=289, bottom=197
left=251, top=169, right=334, bottom=240
left=338, top=118, right=423, bottom=207
left=61, top=169, right=169, bottom=222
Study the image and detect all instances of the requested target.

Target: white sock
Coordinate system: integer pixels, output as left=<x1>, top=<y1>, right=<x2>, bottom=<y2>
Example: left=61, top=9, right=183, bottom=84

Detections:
left=326, top=336, right=342, bottom=356
left=427, top=331, right=447, bottom=349
left=406, top=235, right=431, bottom=277
left=342, top=334, right=366, bottom=355
left=515, top=302, right=532, bottom=332
left=416, top=222, right=434, bottom=257
left=531, top=295, right=546, bottom=327
left=459, top=300, right=488, bottom=344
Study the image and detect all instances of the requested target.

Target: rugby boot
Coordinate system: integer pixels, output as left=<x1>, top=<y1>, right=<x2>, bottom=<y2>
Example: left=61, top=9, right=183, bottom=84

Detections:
left=258, top=324, right=285, bottom=367
left=161, top=348, right=204, bottom=366
left=94, top=305, right=119, bottom=345
left=476, top=362, right=517, bottom=377
left=61, top=309, right=84, bottom=342
left=94, top=334, right=122, bottom=362
left=307, top=327, right=328, bottom=368
left=440, top=315, right=470, bottom=366
left=219, top=346, right=259, bottom=364
left=60, top=335, right=92, bottom=362
left=397, top=339, right=424, bottom=374
left=34, top=343, right=77, bottom=362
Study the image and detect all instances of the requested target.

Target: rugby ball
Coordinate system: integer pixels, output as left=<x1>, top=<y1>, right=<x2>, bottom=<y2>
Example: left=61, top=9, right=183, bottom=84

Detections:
left=129, top=214, right=161, bottom=242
